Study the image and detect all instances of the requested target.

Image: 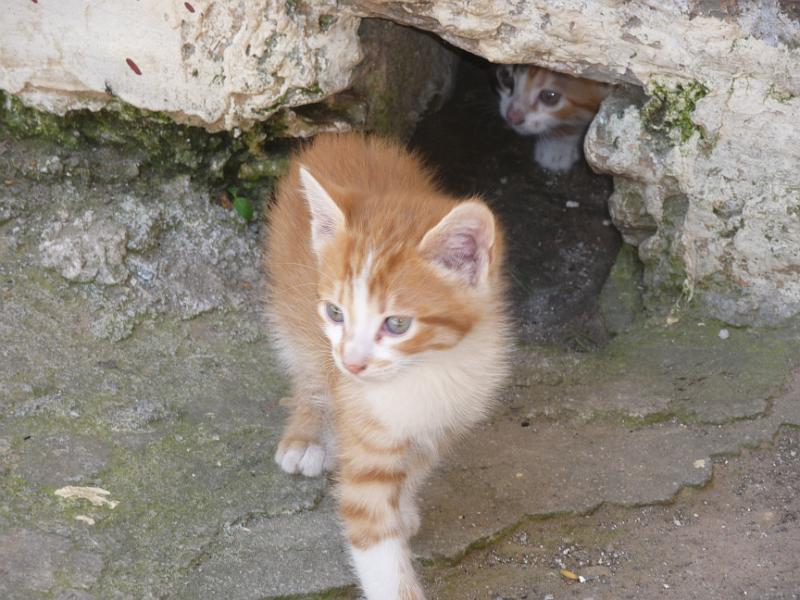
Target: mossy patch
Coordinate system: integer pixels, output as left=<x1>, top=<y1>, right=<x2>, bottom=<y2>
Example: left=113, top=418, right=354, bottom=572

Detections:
left=318, top=14, right=337, bottom=32
left=766, top=83, right=795, bottom=103
left=0, top=91, right=287, bottom=189
left=513, top=308, right=800, bottom=428
left=599, top=244, right=644, bottom=335
left=641, top=80, right=709, bottom=144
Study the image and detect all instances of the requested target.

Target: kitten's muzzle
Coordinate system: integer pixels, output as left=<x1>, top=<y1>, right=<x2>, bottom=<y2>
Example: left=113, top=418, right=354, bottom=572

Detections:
left=506, top=104, right=525, bottom=126
left=344, top=361, right=367, bottom=375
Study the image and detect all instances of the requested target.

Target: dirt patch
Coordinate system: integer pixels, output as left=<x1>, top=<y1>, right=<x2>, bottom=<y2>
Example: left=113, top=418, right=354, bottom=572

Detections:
left=425, top=427, right=800, bottom=599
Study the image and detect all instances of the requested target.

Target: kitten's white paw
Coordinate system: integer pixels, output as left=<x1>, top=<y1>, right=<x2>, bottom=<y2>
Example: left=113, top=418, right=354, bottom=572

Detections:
left=534, top=136, right=582, bottom=172
left=275, top=441, right=327, bottom=477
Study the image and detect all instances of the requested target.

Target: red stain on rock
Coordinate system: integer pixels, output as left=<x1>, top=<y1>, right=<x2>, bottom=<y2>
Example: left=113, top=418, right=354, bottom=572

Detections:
left=125, top=58, right=142, bottom=76
left=184, top=2, right=195, bottom=12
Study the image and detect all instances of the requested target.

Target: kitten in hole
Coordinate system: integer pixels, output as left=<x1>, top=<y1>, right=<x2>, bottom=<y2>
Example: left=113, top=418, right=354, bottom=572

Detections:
left=494, top=64, right=610, bottom=172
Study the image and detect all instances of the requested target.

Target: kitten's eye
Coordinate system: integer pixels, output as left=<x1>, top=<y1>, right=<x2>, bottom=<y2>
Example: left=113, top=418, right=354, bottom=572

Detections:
left=383, top=316, right=412, bottom=335
left=325, top=302, right=344, bottom=323
left=539, top=89, right=561, bottom=106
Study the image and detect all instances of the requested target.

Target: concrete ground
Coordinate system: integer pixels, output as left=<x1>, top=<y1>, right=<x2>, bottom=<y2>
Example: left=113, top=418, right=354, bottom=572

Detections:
left=2, top=60, right=800, bottom=600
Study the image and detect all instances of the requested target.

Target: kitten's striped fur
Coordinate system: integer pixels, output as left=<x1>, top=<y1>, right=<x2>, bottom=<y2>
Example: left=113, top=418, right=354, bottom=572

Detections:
left=495, top=65, right=611, bottom=171
left=266, top=133, right=510, bottom=599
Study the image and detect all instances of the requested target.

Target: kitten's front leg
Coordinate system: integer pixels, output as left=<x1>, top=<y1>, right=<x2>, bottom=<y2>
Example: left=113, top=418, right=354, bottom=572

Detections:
left=350, top=537, right=424, bottom=600
left=399, top=450, right=435, bottom=538
left=274, top=391, right=334, bottom=477
left=533, top=133, right=583, bottom=172
left=339, top=439, right=426, bottom=600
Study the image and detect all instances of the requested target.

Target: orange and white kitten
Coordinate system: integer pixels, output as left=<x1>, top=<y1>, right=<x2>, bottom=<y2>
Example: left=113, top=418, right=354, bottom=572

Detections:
left=266, top=133, right=510, bottom=600
left=495, top=65, right=610, bottom=172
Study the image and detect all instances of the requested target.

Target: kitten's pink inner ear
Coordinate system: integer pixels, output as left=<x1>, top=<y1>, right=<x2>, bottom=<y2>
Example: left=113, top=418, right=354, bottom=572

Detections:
left=298, top=165, right=345, bottom=255
left=419, top=201, right=496, bottom=287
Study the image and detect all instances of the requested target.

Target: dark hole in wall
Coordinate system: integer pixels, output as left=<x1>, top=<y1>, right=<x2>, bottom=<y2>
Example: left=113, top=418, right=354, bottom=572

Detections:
left=409, top=53, right=622, bottom=348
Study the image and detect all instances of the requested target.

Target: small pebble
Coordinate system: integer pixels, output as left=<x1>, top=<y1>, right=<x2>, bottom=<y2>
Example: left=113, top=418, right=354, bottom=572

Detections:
left=602, top=219, right=611, bottom=226
left=499, top=176, right=508, bottom=184
left=565, top=200, right=580, bottom=208
left=136, top=266, right=155, bottom=282
left=718, top=328, right=730, bottom=340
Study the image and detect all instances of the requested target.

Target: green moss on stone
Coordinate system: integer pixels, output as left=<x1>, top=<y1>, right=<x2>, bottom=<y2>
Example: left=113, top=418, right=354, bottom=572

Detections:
left=238, top=155, right=289, bottom=181
left=599, top=244, right=644, bottom=335
left=1, top=93, right=81, bottom=148
left=285, top=0, right=301, bottom=16
left=641, top=81, right=709, bottom=144
left=318, top=14, right=337, bottom=32
left=766, top=83, right=795, bottom=103
left=1, top=91, right=295, bottom=189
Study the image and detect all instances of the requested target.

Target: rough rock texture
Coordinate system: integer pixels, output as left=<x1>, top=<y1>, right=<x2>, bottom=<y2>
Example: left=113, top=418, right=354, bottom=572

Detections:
left=273, top=18, right=459, bottom=141
left=598, top=244, right=643, bottom=335
left=1, top=0, right=361, bottom=131
left=588, top=83, right=800, bottom=325
left=350, top=19, right=459, bottom=140
left=346, top=0, right=800, bottom=325
left=0, top=139, right=262, bottom=342
left=40, top=212, right=129, bottom=286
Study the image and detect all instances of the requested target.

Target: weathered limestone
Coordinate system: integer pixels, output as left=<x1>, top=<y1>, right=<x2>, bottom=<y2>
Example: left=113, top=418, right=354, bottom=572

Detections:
left=1, top=1, right=361, bottom=131
left=587, top=83, right=800, bottom=324
left=3, top=0, right=799, bottom=324
left=39, top=211, right=129, bottom=286
left=350, top=19, right=458, bottom=139
left=345, top=0, right=800, bottom=324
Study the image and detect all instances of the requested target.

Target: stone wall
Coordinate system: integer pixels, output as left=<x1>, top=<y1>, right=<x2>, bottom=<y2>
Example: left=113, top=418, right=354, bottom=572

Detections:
left=2, top=0, right=799, bottom=325
left=347, top=0, right=800, bottom=325
left=1, top=1, right=361, bottom=131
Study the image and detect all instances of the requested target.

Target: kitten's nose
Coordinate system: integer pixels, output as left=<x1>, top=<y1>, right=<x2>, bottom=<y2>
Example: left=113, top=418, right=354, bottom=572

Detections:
left=506, top=105, right=525, bottom=125
left=344, top=361, right=367, bottom=375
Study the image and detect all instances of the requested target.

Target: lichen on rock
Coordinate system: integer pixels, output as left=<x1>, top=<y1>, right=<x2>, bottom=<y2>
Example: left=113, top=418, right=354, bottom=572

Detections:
left=640, top=81, right=709, bottom=144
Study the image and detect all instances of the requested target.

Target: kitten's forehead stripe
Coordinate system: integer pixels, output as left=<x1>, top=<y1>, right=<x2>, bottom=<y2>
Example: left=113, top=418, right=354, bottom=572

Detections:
left=417, top=314, right=472, bottom=335
left=324, top=236, right=480, bottom=356
left=368, top=249, right=407, bottom=312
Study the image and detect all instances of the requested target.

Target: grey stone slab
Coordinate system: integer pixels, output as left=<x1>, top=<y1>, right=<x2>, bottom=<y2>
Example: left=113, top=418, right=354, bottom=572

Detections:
left=12, top=432, right=111, bottom=488
left=511, top=315, right=800, bottom=424
left=178, top=496, right=354, bottom=600
left=416, top=369, right=800, bottom=559
left=0, top=529, right=103, bottom=598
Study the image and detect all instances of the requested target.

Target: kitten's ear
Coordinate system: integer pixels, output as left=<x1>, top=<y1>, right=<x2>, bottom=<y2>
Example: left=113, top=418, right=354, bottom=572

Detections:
left=298, top=165, right=345, bottom=255
left=419, top=201, right=496, bottom=288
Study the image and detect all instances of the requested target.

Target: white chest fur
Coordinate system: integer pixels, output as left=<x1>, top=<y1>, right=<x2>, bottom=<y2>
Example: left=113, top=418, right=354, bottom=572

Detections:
left=361, top=317, right=509, bottom=443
